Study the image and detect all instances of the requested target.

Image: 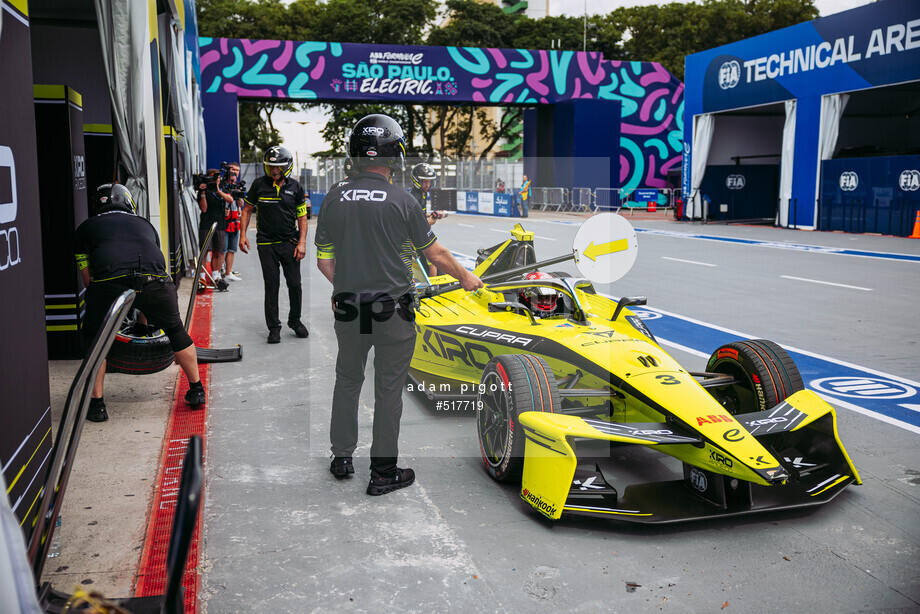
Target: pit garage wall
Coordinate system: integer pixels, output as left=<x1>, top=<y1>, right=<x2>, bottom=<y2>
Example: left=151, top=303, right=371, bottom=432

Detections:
left=0, top=0, right=54, bottom=534
left=683, top=0, right=920, bottom=228
left=199, top=39, right=683, bottom=193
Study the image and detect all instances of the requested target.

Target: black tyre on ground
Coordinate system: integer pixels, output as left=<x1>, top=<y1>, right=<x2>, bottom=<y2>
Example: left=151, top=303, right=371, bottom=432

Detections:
left=705, top=339, right=804, bottom=415
left=477, top=354, right=561, bottom=483
left=106, top=310, right=175, bottom=375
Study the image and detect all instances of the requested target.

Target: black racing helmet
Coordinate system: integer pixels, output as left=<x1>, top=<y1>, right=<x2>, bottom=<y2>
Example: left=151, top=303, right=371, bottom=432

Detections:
left=348, top=114, right=406, bottom=172
left=263, top=145, right=294, bottom=178
left=92, top=183, right=136, bottom=215
left=411, top=163, right=437, bottom=189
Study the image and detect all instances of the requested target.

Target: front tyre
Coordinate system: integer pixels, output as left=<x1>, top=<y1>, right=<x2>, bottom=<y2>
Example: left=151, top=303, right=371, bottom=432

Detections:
left=477, top=354, right=561, bottom=483
left=706, top=339, right=803, bottom=414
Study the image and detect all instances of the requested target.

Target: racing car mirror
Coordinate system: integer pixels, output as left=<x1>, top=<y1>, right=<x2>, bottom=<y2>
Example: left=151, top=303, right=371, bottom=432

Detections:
left=572, top=213, right=638, bottom=285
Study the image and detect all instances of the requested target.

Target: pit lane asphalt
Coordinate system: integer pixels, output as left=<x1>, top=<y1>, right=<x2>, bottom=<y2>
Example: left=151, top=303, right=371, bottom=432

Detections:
left=200, top=212, right=920, bottom=613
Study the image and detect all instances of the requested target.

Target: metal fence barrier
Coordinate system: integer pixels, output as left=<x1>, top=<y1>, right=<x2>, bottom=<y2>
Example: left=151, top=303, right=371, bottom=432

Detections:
left=570, top=188, right=593, bottom=212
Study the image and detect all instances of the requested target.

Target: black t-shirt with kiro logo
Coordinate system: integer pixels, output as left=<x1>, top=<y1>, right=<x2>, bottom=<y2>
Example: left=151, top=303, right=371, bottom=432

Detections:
left=315, top=171, right=435, bottom=299
left=243, top=175, right=307, bottom=244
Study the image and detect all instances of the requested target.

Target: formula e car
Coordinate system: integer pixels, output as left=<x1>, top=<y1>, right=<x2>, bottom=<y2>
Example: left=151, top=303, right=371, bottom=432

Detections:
left=408, top=214, right=860, bottom=524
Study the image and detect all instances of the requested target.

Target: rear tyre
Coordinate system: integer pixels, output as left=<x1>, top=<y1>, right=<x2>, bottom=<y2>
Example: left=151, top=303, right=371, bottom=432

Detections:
left=477, top=354, right=561, bottom=483
left=705, top=339, right=803, bottom=414
left=106, top=310, right=175, bottom=375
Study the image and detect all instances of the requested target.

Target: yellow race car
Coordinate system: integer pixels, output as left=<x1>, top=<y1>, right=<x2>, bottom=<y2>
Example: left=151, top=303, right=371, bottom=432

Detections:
left=408, top=214, right=860, bottom=524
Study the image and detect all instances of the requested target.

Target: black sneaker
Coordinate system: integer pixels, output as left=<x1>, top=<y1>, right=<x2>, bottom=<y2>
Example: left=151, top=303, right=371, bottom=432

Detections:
left=289, top=321, right=309, bottom=338
left=267, top=328, right=281, bottom=344
left=87, top=398, right=108, bottom=422
left=330, top=456, right=355, bottom=478
left=366, top=467, right=415, bottom=496
left=185, top=384, right=206, bottom=407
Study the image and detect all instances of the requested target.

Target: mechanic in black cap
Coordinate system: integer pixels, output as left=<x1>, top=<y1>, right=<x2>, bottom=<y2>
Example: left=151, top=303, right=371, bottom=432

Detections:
left=316, top=113, right=483, bottom=495
left=239, top=145, right=309, bottom=344
left=74, top=184, right=206, bottom=422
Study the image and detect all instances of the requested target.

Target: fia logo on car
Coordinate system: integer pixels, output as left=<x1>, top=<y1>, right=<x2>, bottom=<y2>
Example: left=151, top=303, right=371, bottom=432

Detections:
left=810, top=376, right=916, bottom=400
left=839, top=171, right=859, bottom=191
left=726, top=175, right=745, bottom=190
left=718, top=60, right=741, bottom=90
left=689, top=468, right=708, bottom=492
left=899, top=170, right=920, bottom=192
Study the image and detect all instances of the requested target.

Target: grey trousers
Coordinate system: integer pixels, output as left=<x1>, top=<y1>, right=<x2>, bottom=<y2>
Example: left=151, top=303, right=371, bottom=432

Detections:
left=329, top=306, right=416, bottom=475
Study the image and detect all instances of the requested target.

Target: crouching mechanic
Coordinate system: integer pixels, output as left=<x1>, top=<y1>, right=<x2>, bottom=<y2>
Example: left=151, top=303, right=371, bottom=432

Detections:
left=74, top=184, right=205, bottom=422
left=315, top=113, right=483, bottom=495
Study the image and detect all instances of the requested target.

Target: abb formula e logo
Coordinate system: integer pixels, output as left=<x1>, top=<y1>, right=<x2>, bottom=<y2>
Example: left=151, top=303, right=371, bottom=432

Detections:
left=0, top=145, right=22, bottom=272
left=718, top=60, right=741, bottom=89
left=726, top=174, right=745, bottom=190
left=899, top=170, right=920, bottom=192
left=839, top=171, right=859, bottom=191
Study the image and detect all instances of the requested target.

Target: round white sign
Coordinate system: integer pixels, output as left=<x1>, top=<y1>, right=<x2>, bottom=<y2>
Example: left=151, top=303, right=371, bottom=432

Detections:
left=572, top=213, right=638, bottom=285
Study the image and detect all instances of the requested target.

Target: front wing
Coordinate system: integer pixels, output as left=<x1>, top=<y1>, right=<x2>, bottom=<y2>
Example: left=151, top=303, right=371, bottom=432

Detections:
left=518, top=390, right=860, bottom=524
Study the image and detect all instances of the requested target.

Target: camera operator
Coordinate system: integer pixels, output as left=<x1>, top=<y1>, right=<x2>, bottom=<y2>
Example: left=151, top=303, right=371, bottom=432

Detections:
left=197, top=168, right=233, bottom=286
left=219, top=162, right=246, bottom=281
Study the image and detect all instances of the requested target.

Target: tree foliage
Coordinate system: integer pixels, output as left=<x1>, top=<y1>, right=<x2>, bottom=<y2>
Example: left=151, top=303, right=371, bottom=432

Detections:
left=196, top=0, right=820, bottom=157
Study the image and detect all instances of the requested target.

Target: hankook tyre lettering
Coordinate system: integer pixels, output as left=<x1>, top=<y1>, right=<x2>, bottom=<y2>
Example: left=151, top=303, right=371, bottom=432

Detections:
left=105, top=309, right=175, bottom=375
left=705, top=339, right=804, bottom=415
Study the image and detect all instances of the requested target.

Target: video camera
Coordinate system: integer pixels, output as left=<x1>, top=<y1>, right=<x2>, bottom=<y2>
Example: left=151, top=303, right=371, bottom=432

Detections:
left=193, top=169, right=220, bottom=189
left=219, top=162, right=247, bottom=199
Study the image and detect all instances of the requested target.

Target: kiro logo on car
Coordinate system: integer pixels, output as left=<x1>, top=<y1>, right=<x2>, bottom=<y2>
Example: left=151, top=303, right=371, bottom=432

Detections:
left=718, top=60, right=741, bottom=89
left=839, top=171, right=858, bottom=191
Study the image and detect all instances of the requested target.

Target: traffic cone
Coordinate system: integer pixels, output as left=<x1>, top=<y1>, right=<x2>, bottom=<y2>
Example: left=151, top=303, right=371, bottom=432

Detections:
left=910, top=211, right=920, bottom=239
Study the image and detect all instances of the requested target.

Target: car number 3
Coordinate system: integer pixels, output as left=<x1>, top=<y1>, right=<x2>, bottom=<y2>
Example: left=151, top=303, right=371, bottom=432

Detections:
left=656, top=374, right=681, bottom=385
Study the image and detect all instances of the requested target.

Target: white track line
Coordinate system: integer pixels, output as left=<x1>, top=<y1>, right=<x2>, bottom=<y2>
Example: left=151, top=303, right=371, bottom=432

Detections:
left=661, top=256, right=715, bottom=267
left=781, top=275, right=872, bottom=291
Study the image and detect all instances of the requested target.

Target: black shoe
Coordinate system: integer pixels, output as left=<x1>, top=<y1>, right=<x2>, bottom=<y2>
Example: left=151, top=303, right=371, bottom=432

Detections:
left=330, top=456, right=355, bottom=479
left=267, top=328, right=281, bottom=344
left=289, top=321, right=309, bottom=338
left=367, top=467, right=415, bottom=496
left=87, top=398, right=108, bottom=422
left=185, top=384, right=206, bottom=407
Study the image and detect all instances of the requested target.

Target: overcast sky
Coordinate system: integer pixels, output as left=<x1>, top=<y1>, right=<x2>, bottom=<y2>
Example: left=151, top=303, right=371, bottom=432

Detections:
left=276, top=0, right=876, bottom=164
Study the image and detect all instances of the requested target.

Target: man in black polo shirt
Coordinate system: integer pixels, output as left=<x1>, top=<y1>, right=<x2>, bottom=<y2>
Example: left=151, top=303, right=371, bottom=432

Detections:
left=240, top=146, right=309, bottom=343
left=315, top=114, right=482, bottom=495
left=74, top=184, right=206, bottom=422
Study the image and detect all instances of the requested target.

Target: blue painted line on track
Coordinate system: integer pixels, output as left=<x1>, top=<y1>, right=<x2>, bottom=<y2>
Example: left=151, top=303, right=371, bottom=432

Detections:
left=632, top=228, right=920, bottom=263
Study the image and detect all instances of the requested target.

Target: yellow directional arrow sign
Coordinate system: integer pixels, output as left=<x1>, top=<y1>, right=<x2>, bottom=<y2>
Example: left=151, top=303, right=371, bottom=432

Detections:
left=583, top=239, right=629, bottom=262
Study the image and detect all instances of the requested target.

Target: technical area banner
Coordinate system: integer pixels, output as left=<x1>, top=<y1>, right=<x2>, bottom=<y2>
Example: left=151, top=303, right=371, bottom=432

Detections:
left=688, top=0, right=920, bottom=113
left=0, top=0, right=54, bottom=533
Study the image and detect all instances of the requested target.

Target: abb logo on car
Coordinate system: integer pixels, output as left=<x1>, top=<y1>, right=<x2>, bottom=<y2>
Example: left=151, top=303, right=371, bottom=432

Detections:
left=0, top=146, right=22, bottom=272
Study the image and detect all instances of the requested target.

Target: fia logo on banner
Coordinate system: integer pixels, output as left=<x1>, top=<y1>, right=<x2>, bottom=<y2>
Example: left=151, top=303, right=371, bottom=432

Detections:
left=899, top=170, right=920, bottom=192
left=839, top=171, right=859, bottom=191
left=718, top=60, right=741, bottom=89
left=726, top=174, right=745, bottom=190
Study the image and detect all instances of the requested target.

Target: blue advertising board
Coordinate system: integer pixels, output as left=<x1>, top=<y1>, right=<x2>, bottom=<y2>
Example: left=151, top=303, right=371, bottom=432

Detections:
left=634, top=189, right=659, bottom=203
left=495, top=193, right=513, bottom=217
left=465, top=191, right=479, bottom=214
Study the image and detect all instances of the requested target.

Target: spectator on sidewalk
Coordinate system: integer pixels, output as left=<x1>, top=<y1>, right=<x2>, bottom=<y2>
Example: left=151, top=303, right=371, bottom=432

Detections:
left=517, top=173, right=531, bottom=218
left=221, top=162, right=244, bottom=281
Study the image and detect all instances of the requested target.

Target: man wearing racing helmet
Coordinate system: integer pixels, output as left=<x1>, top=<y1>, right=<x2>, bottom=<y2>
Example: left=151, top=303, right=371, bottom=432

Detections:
left=409, top=162, right=446, bottom=277
left=240, top=145, right=309, bottom=343
left=74, top=184, right=206, bottom=422
left=316, top=113, right=482, bottom=495
left=519, top=271, right=562, bottom=318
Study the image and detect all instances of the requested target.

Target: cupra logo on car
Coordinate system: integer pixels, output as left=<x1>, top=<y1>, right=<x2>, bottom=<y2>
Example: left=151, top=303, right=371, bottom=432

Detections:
left=718, top=60, right=741, bottom=89
left=839, top=171, right=858, bottom=191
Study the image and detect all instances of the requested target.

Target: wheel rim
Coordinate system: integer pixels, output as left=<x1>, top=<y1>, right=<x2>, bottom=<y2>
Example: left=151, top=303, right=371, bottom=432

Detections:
left=478, top=371, right=511, bottom=467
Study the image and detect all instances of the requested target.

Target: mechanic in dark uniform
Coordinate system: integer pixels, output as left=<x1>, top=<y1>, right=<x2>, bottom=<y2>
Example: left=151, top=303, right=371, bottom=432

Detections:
left=240, top=146, right=309, bottom=343
left=408, top=162, right=447, bottom=277
left=316, top=114, right=483, bottom=495
left=74, top=184, right=205, bottom=422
